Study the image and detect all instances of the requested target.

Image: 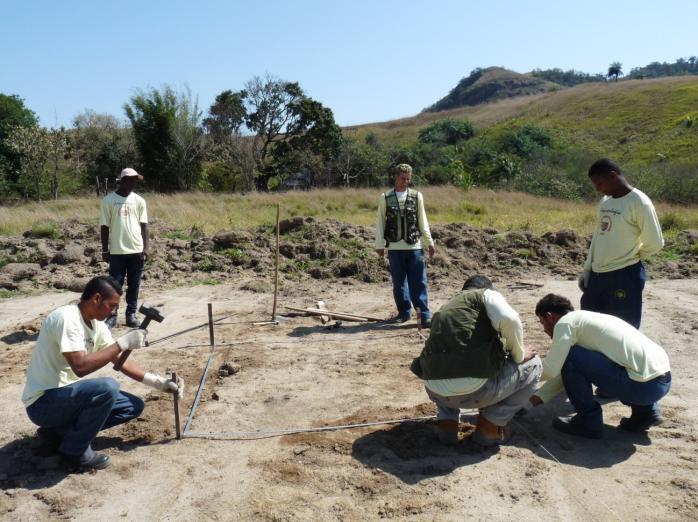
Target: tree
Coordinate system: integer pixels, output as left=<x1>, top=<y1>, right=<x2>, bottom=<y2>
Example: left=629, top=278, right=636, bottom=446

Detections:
left=72, top=110, right=137, bottom=189
left=607, top=62, right=623, bottom=81
left=203, top=90, right=255, bottom=191
left=211, top=75, right=342, bottom=191
left=5, top=125, right=52, bottom=200
left=418, top=118, right=474, bottom=146
left=124, top=85, right=203, bottom=191
left=0, top=94, right=38, bottom=194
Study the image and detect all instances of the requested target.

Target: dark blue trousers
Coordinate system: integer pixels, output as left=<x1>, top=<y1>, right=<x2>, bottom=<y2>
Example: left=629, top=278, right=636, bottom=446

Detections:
left=388, top=249, right=431, bottom=321
left=26, top=377, right=144, bottom=457
left=109, top=253, right=144, bottom=316
left=581, top=261, right=646, bottom=328
left=561, top=346, right=671, bottom=431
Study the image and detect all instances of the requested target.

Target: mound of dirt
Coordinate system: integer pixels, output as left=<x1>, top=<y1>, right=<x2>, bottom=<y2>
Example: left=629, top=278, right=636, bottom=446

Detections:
left=1, top=218, right=696, bottom=295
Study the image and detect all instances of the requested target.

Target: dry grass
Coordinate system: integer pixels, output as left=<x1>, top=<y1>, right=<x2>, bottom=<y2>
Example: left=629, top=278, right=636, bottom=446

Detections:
left=2, top=187, right=696, bottom=238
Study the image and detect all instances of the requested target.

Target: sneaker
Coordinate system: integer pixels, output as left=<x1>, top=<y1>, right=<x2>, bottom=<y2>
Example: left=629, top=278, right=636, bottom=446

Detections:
left=105, top=315, right=118, bottom=329
left=619, top=413, right=664, bottom=432
left=421, top=318, right=432, bottom=329
left=62, top=447, right=111, bottom=471
left=125, top=314, right=140, bottom=328
left=389, top=314, right=411, bottom=324
left=552, top=416, right=603, bottom=439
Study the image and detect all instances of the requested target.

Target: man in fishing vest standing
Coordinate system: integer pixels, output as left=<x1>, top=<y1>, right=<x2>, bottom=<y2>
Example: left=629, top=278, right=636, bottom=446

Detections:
left=375, top=164, right=436, bottom=327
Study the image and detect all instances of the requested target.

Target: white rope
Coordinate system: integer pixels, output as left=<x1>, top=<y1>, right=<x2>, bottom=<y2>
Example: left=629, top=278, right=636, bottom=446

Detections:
left=182, top=415, right=436, bottom=440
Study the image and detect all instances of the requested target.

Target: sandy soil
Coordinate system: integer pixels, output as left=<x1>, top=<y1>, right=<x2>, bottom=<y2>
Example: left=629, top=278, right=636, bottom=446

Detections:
left=1, top=275, right=697, bottom=521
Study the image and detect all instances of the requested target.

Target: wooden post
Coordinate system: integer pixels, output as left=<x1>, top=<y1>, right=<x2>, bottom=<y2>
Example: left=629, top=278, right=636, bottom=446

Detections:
left=208, top=303, right=214, bottom=347
left=272, top=203, right=280, bottom=321
left=95, top=176, right=101, bottom=197
left=172, top=371, right=181, bottom=440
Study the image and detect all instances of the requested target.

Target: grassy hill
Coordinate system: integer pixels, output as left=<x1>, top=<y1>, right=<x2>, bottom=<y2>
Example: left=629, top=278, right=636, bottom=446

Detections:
left=425, top=67, right=560, bottom=112
left=346, top=76, right=698, bottom=172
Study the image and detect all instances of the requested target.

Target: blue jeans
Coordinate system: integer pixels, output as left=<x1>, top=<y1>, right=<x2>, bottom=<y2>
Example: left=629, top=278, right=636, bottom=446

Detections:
left=25, top=377, right=144, bottom=457
left=109, top=253, right=144, bottom=315
left=581, top=261, right=646, bottom=328
left=388, top=249, right=430, bottom=320
left=561, top=346, right=671, bottom=431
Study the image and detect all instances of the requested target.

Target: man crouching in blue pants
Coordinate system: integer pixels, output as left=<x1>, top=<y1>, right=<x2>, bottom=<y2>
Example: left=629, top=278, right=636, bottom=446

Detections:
left=529, top=294, right=671, bottom=439
left=22, top=276, right=183, bottom=471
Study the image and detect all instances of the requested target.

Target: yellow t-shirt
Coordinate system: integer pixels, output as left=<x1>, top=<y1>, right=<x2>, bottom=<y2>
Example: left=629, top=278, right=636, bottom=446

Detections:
left=22, top=304, right=115, bottom=407
left=100, top=191, right=148, bottom=255
left=536, top=310, right=670, bottom=403
left=584, top=188, right=663, bottom=273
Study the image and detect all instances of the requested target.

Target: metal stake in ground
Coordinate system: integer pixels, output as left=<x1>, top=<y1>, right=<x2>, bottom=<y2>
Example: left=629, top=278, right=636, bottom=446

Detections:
left=272, top=203, right=280, bottom=321
left=172, top=371, right=181, bottom=440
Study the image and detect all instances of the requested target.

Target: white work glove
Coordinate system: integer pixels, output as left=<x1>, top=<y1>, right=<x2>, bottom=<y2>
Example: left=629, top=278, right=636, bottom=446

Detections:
left=116, top=329, right=148, bottom=351
left=577, top=270, right=591, bottom=293
left=143, top=372, right=184, bottom=399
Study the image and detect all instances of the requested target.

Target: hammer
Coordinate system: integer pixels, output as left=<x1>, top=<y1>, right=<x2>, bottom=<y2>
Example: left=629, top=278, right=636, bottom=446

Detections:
left=113, top=303, right=165, bottom=371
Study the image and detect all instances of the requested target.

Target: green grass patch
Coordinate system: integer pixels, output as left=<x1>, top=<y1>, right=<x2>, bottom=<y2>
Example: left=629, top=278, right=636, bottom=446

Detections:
left=27, top=222, right=60, bottom=239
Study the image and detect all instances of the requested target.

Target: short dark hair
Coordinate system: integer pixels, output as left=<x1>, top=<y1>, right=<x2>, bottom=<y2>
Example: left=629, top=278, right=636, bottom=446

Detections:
left=588, top=158, right=621, bottom=177
left=535, top=293, right=574, bottom=317
left=81, top=275, right=123, bottom=301
left=462, top=275, right=494, bottom=290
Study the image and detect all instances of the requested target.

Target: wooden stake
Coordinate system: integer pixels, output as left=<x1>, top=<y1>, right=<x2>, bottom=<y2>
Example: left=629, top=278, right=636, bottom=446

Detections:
left=272, top=203, right=280, bottom=321
left=284, top=306, right=384, bottom=322
left=172, top=371, right=181, bottom=440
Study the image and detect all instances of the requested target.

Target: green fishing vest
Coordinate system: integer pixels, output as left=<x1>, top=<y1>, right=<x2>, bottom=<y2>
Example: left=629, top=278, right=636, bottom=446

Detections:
left=410, top=289, right=507, bottom=380
left=384, top=189, right=420, bottom=246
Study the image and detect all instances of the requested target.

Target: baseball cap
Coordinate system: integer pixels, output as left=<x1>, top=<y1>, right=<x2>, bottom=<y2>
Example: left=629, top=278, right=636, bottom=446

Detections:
left=119, top=168, right=143, bottom=181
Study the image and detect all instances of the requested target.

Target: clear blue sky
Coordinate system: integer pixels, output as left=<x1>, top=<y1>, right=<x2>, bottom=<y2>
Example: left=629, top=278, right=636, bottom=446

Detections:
left=3, top=0, right=697, bottom=128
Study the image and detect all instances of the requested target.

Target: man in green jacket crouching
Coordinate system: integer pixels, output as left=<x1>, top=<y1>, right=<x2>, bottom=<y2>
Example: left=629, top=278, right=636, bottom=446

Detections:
left=411, top=275, right=541, bottom=446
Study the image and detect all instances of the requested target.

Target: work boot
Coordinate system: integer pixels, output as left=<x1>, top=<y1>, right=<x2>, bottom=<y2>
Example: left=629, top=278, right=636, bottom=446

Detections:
left=471, top=415, right=511, bottom=447
left=126, top=313, right=140, bottom=328
left=389, top=314, right=411, bottom=324
left=619, top=413, right=664, bottom=432
left=62, top=446, right=111, bottom=471
left=435, top=419, right=459, bottom=445
left=105, top=315, right=118, bottom=329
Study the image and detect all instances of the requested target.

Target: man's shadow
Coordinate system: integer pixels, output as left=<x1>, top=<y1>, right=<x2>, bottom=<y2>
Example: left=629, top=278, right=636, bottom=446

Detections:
left=352, top=399, right=650, bottom=485
left=351, top=419, right=498, bottom=485
left=512, top=396, right=650, bottom=469
left=0, top=430, right=173, bottom=491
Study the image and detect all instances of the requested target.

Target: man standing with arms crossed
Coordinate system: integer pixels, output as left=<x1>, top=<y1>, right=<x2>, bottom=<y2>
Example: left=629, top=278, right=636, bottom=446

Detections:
left=101, top=168, right=148, bottom=328
left=375, top=164, right=436, bottom=327
left=579, top=158, right=664, bottom=328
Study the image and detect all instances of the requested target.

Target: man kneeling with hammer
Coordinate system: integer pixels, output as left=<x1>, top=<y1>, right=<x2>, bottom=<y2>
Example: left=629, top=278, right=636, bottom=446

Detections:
left=22, top=276, right=183, bottom=471
left=411, top=275, right=541, bottom=446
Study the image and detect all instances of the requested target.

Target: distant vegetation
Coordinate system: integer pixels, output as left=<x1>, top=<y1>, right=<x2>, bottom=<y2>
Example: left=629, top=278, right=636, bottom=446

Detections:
left=424, top=67, right=557, bottom=112
left=2, top=56, right=698, bottom=206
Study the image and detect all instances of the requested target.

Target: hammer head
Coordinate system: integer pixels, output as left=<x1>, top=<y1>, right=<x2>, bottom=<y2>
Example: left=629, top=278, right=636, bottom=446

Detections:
left=139, top=302, right=165, bottom=323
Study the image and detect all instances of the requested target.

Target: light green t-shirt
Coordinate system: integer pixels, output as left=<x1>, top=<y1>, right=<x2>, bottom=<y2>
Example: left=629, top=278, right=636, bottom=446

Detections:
left=100, top=191, right=148, bottom=255
left=537, top=310, right=670, bottom=403
left=584, top=188, right=663, bottom=273
left=22, top=304, right=114, bottom=407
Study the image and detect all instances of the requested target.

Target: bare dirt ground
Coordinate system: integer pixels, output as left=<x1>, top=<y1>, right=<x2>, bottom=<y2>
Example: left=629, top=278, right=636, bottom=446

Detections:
left=1, top=272, right=697, bottom=521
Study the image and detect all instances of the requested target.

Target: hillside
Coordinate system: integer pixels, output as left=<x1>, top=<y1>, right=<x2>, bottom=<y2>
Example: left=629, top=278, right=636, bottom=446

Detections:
left=425, top=67, right=560, bottom=112
left=346, top=76, right=698, bottom=170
